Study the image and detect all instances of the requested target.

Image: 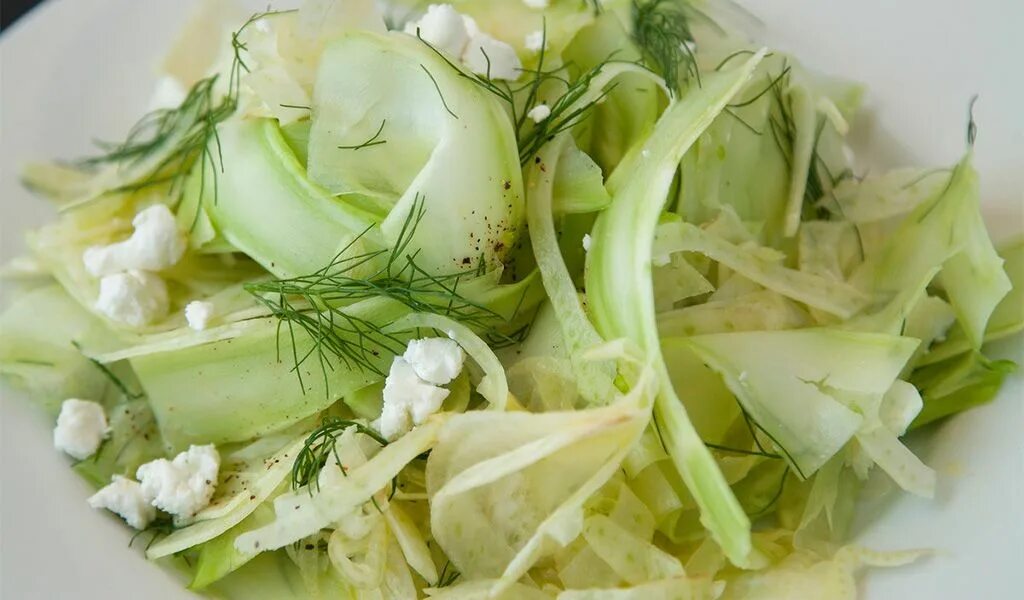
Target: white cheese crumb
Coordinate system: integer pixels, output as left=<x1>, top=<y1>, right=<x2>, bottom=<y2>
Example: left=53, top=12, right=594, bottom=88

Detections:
left=83, top=204, right=186, bottom=277
left=462, top=33, right=522, bottom=80
left=380, top=357, right=450, bottom=441
left=185, top=300, right=216, bottom=331
left=404, top=5, right=522, bottom=81
left=95, top=270, right=169, bottom=327
left=147, top=76, right=187, bottom=112
left=403, top=3, right=470, bottom=57
left=53, top=399, right=109, bottom=460
left=404, top=337, right=465, bottom=385
left=137, top=444, right=220, bottom=520
left=523, top=0, right=550, bottom=9
left=88, top=475, right=156, bottom=530
left=524, top=30, right=545, bottom=53
left=461, top=14, right=481, bottom=38
left=738, top=371, right=749, bottom=383
left=582, top=233, right=592, bottom=252
left=527, top=104, right=551, bottom=123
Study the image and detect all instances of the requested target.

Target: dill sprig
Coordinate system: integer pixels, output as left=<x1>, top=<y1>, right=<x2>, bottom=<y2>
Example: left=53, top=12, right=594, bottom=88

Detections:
left=420, top=64, right=460, bottom=119
left=416, top=26, right=619, bottom=164
left=129, top=517, right=176, bottom=551
left=966, top=94, right=979, bottom=147
left=631, top=0, right=700, bottom=94
left=762, top=64, right=852, bottom=222
left=705, top=442, right=781, bottom=460
left=291, top=416, right=388, bottom=493
left=71, top=340, right=144, bottom=400
left=71, top=10, right=291, bottom=220
left=338, top=119, right=388, bottom=150
left=436, top=560, right=461, bottom=587
left=246, top=196, right=526, bottom=394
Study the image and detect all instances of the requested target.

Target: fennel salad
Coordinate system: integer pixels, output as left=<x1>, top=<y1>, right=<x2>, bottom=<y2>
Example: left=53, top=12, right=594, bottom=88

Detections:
left=2, top=0, right=1020, bottom=598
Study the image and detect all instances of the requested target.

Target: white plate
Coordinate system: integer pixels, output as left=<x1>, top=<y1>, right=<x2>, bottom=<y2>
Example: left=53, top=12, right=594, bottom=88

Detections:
left=1, top=1, right=1021, bottom=598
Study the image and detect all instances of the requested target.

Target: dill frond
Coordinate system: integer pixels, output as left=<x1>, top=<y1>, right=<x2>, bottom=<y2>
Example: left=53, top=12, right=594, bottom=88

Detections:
left=761, top=65, right=851, bottom=222
left=291, top=416, right=388, bottom=493
left=129, top=517, right=176, bottom=550
left=966, top=94, right=979, bottom=147
left=71, top=340, right=144, bottom=400
left=337, top=119, right=388, bottom=150
left=420, top=65, right=460, bottom=119
left=631, top=0, right=700, bottom=94
left=246, top=196, right=525, bottom=394
left=436, top=560, right=462, bottom=587
left=70, top=10, right=292, bottom=220
left=415, top=26, right=620, bottom=164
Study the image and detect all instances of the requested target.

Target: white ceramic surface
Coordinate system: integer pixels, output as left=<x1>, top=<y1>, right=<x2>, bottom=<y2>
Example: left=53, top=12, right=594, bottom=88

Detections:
left=1, top=1, right=1021, bottom=598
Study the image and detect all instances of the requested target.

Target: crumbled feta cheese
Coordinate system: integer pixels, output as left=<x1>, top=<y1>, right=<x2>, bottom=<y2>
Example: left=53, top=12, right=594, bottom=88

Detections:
left=137, top=444, right=220, bottom=519
left=582, top=233, right=592, bottom=252
left=403, top=337, right=465, bottom=385
left=461, top=14, right=481, bottom=38
left=527, top=104, right=551, bottom=123
left=147, top=75, right=187, bottom=111
left=53, top=399, right=109, bottom=460
left=462, top=33, right=522, bottom=80
left=403, top=3, right=470, bottom=57
left=83, top=204, right=186, bottom=277
left=185, top=300, right=215, bottom=331
left=88, top=476, right=156, bottom=530
left=523, top=0, right=550, bottom=9
left=404, top=5, right=522, bottom=81
left=95, top=270, right=169, bottom=327
left=524, top=30, right=545, bottom=53
left=379, top=357, right=450, bottom=440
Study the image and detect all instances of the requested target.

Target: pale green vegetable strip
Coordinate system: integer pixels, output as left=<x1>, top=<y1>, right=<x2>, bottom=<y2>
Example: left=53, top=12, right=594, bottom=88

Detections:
left=557, top=576, right=723, bottom=600
left=658, top=290, right=809, bottom=337
left=581, top=514, right=685, bottom=585
left=426, top=366, right=654, bottom=592
left=936, top=203, right=1013, bottom=347
left=921, top=235, right=1024, bottom=364
left=526, top=133, right=615, bottom=406
left=783, top=85, right=816, bottom=237
left=655, top=221, right=867, bottom=318
left=328, top=517, right=388, bottom=589
left=827, top=168, right=950, bottom=223
left=308, top=31, right=523, bottom=275
left=234, top=416, right=444, bottom=553
left=855, top=426, right=935, bottom=497
left=198, top=117, right=380, bottom=279
left=586, top=51, right=766, bottom=566
left=683, top=328, right=918, bottom=476
left=425, top=580, right=553, bottom=600
left=386, top=312, right=508, bottom=410
left=853, top=156, right=1009, bottom=348
left=382, top=501, right=438, bottom=585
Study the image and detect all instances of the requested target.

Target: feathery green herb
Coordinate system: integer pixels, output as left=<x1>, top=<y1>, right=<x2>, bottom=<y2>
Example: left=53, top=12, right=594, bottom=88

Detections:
left=69, top=10, right=292, bottom=220
left=71, top=340, right=144, bottom=400
left=436, top=560, right=462, bottom=587
left=416, top=26, right=619, bottom=164
left=291, top=416, right=388, bottom=494
left=337, top=119, right=388, bottom=150
left=246, top=196, right=526, bottom=393
left=631, top=0, right=700, bottom=93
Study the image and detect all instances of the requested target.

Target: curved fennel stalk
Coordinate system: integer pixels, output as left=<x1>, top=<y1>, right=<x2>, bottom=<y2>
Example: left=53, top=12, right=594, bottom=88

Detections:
left=585, top=50, right=767, bottom=566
